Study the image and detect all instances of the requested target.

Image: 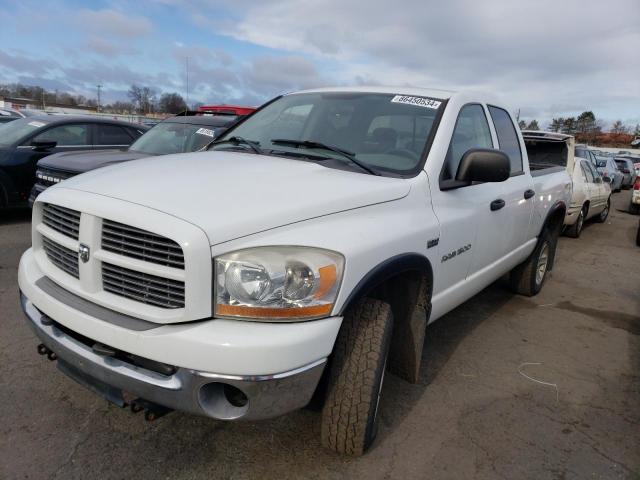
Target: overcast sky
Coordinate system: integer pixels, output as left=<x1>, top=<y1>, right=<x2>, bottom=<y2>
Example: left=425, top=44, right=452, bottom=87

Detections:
left=1, top=0, right=638, bottom=127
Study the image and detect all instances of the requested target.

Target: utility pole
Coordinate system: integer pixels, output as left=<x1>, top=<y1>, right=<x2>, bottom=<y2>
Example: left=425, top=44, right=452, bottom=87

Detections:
left=97, top=84, right=102, bottom=113
left=186, top=57, right=189, bottom=109
left=41, top=90, right=46, bottom=110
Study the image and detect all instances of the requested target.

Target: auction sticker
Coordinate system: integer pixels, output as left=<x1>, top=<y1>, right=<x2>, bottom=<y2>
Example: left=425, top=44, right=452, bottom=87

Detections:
left=195, top=127, right=215, bottom=137
left=391, top=95, right=441, bottom=109
left=28, top=121, right=46, bottom=128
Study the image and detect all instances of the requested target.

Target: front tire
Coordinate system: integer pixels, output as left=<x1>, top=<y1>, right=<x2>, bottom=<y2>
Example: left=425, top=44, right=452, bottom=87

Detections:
left=321, top=298, right=393, bottom=456
left=565, top=206, right=585, bottom=238
left=596, top=198, right=610, bottom=223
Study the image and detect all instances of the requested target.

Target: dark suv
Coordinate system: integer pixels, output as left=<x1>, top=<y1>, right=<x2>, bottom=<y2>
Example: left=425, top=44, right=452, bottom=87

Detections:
left=30, top=111, right=251, bottom=205
left=0, top=116, right=146, bottom=208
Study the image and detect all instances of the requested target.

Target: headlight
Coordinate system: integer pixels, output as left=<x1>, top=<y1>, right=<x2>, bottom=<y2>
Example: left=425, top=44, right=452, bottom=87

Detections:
left=214, top=247, right=344, bottom=321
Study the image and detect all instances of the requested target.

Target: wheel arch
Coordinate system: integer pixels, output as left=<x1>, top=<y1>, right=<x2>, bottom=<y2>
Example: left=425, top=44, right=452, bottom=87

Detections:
left=539, top=200, right=566, bottom=269
left=338, top=253, right=434, bottom=384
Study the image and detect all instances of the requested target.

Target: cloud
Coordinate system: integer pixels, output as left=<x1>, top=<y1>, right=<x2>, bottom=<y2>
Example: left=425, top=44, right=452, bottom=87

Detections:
left=75, top=9, right=153, bottom=38
left=86, top=37, right=139, bottom=58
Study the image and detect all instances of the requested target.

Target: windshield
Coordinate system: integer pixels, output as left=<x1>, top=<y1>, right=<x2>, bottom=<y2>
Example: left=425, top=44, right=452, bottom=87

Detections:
left=0, top=117, right=50, bottom=147
left=212, top=92, right=444, bottom=175
left=129, top=121, right=225, bottom=155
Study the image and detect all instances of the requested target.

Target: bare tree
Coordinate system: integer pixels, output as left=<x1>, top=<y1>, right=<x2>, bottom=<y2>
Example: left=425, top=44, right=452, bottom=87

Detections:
left=611, top=120, right=628, bottom=135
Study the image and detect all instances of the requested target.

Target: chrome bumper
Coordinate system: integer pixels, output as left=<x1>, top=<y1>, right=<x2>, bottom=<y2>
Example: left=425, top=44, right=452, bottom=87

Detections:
left=20, top=291, right=326, bottom=420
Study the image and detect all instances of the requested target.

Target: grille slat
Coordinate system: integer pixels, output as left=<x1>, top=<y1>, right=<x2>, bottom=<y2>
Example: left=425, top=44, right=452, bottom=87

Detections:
left=102, top=263, right=185, bottom=309
left=42, top=204, right=80, bottom=240
left=102, top=220, right=184, bottom=269
left=42, top=237, right=79, bottom=278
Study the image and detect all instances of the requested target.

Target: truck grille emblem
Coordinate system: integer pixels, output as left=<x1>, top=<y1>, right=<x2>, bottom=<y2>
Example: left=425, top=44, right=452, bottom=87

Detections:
left=79, top=244, right=90, bottom=263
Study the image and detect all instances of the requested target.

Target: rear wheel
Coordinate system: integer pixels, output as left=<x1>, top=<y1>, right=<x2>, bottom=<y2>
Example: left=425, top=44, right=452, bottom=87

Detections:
left=630, top=203, right=640, bottom=215
left=565, top=206, right=585, bottom=238
left=320, top=298, right=393, bottom=456
left=510, top=228, right=555, bottom=297
left=596, top=198, right=610, bottom=223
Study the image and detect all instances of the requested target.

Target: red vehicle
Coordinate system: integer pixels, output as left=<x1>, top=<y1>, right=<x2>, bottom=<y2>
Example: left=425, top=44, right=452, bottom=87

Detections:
left=198, top=104, right=256, bottom=116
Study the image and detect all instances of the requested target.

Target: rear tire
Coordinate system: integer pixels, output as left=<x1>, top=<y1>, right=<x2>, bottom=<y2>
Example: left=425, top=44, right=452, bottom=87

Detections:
left=630, top=203, right=640, bottom=215
left=565, top=207, right=585, bottom=238
left=320, top=298, right=393, bottom=456
left=510, top=229, right=555, bottom=297
left=596, top=198, right=610, bottom=223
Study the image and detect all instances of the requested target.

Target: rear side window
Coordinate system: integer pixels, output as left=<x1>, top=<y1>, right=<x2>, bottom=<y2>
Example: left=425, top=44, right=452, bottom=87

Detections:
left=580, top=161, right=594, bottom=182
left=488, top=106, right=523, bottom=174
left=32, top=124, right=89, bottom=146
left=95, top=124, right=134, bottom=146
left=441, top=104, right=493, bottom=182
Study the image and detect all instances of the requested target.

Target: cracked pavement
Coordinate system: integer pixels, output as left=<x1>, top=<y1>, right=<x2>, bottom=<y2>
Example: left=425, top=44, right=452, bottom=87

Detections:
left=1, top=190, right=638, bottom=479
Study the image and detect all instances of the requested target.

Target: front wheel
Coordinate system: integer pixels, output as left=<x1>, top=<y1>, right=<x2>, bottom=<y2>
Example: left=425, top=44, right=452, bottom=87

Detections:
left=565, top=207, right=585, bottom=238
left=596, top=198, right=610, bottom=223
left=321, top=298, right=393, bottom=456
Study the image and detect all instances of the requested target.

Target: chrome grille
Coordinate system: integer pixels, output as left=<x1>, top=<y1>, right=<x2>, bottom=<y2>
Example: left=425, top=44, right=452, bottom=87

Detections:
left=102, top=262, right=185, bottom=309
left=36, top=167, right=76, bottom=187
left=42, top=237, right=79, bottom=278
left=42, top=203, right=80, bottom=240
left=102, top=220, right=184, bottom=269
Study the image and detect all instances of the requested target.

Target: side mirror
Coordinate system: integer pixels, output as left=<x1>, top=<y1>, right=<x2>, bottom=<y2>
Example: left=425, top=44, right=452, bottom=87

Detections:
left=594, top=177, right=602, bottom=184
left=31, top=140, right=57, bottom=151
left=455, top=148, right=511, bottom=183
left=602, top=176, right=611, bottom=184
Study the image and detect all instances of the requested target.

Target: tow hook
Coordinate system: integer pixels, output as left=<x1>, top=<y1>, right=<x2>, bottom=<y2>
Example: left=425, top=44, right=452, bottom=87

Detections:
left=128, top=398, right=173, bottom=422
left=37, top=343, right=57, bottom=361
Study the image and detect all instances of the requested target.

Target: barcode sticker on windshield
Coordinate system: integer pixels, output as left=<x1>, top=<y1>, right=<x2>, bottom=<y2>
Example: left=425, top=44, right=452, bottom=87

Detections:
left=391, top=95, right=441, bottom=109
left=28, top=121, right=46, bottom=128
left=195, top=127, right=215, bottom=137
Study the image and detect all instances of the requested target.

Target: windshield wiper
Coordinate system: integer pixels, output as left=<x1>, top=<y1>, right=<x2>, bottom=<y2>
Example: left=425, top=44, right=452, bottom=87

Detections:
left=271, top=139, right=380, bottom=176
left=207, top=136, right=263, bottom=154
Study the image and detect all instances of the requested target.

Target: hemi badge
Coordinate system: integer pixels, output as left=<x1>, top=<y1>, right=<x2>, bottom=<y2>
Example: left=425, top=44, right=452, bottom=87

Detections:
left=427, top=238, right=439, bottom=249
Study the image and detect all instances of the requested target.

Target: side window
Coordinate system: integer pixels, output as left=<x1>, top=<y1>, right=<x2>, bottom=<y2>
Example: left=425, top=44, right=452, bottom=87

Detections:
left=586, top=161, right=600, bottom=180
left=581, top=161, right=594, bottom=183
left=441, top=104, right=493, bottom=182
left=95, top=124, right=134, bottom=146
left=32, top=124, right=89, bottom=146
left=488, top=106, right=523, bottom=174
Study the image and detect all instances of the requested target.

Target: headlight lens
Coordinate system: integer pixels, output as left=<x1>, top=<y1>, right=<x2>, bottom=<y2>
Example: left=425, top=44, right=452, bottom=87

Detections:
left=214, top=247, right=344, bottom=321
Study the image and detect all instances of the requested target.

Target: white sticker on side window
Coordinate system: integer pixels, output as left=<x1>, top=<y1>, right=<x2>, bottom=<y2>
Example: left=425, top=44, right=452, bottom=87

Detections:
left=195, top=127, right=215, bottom=137
left=391, top=95, right=441, bottom=109
left=28, top=121, right=46, bottom=128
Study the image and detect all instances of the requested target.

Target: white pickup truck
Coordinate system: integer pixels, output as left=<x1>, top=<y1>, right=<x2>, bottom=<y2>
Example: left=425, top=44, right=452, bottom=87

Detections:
left=19, top=87, right=571, bottom=456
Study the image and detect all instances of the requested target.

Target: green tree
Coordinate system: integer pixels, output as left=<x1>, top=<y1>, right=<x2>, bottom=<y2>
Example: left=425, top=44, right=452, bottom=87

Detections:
left=526, top=120, right=540, bottom=130
left=562, top=117, right=577, bottom=135
left=548, top=117, right=565, bottom=132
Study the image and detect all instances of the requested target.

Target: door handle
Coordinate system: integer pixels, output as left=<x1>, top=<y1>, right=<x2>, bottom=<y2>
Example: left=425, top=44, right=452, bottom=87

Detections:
left=524, top=189, right=535, bottom=200
left=490, top=199, right=506, bottom=211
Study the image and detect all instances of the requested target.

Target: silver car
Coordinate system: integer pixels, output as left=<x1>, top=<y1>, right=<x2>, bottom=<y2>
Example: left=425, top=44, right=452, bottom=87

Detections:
left=594, top=156, right=623, bottom=192
left=615, top=157, right=638, bottom=189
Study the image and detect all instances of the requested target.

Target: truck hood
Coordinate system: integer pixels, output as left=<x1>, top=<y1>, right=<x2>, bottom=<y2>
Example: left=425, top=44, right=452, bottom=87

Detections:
left=38, top=149, right=150, bottom=173
left=58, top=151, right=411, bottom=244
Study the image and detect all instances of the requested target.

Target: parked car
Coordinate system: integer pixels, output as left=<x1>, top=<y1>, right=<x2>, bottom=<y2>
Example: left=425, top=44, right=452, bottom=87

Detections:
left=574, top=145, right=599, bottom=165
left=630, top=176, right=640, bottom=214
left=523, top=131, right=610, bottom=237
left=19, top=87, right=571, bottom=456
left=594, top=155, right=623, bottom=192
left=29, top=110, right=252, bottom=204
left=0, top=116, right=146, bottom=208
left=614, top=157, right=638, bottom=189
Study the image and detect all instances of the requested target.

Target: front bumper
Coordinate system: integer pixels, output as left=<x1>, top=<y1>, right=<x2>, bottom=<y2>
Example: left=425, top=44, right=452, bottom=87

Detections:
left=21, top=292, right=327, bottom=420
left=28, top=183, right=47, bottom=207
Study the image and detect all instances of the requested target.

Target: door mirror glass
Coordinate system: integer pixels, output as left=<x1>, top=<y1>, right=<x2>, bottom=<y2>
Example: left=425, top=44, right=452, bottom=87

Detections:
left=455, top=148, right=511, bottom=183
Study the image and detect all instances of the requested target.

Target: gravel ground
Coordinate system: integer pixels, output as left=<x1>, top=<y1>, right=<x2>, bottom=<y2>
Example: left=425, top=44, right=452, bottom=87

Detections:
left=1, top=190, right=638, bottom=480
